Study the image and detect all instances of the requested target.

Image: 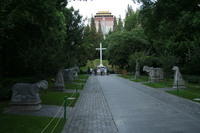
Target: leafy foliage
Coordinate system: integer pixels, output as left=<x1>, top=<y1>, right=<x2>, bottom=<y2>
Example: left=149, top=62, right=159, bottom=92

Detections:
left=0, top=0, right=84, bottom=78
left=105, top=31, right=150, bottom=69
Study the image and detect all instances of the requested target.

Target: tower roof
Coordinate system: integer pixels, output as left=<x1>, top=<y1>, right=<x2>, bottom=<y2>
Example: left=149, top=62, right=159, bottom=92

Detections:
left=95, top=11, right=113, bottom=17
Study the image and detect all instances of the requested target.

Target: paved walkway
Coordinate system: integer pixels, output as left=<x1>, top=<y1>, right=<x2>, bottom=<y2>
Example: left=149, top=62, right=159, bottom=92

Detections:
left=62, top=76, right=118, bottom=133
left=62, top=75, right=200, bottom=133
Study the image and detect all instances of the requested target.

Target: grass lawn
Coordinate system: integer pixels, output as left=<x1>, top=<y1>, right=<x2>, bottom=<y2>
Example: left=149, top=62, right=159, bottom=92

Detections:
left=78, top=74, right=89, bottom=80
left=0, top=101, right=65, bottom=133
left=0, top=113, right=65, bottom=133
left=0, top=101, right=9, bottom=112
left=65, top=74, right=89, bottom=90
left=40, top=91, right=79, bottom=107
left=119, top=74, right=148, bottom=82
left=167, top=83, right=200, bottom=103
left=119, top=74, right=134, bottom=80
left=65, top=83, right=83, bottom=90
left=132, top=76, right=148, bottom=82
left=143, top=79, right=173, bottom=88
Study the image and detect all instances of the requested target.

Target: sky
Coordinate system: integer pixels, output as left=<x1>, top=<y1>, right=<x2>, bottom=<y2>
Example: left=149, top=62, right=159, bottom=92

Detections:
left=67, top=0, right=141, bottom=22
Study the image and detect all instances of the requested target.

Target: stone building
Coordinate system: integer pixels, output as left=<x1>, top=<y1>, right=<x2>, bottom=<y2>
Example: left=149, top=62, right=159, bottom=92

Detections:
left=94, top=11, right=114, bottom=35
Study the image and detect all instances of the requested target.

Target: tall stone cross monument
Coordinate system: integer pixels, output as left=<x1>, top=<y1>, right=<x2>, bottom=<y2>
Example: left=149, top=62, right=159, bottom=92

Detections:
left=96, top=43, right=106, bottom=67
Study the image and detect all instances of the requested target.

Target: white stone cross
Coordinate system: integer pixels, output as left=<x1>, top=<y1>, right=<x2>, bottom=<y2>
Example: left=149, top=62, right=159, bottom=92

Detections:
left=96, top=43, right=106, bottom=67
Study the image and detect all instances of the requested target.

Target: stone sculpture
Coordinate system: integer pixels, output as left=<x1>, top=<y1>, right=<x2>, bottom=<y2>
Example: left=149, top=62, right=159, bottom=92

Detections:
left=143, top=66, right=164, bottom=82
left=54, top=69, right=65, bottom=91
left=11, top=80, right=48, bottom=111
left=172, top=66, right=185, bottom=89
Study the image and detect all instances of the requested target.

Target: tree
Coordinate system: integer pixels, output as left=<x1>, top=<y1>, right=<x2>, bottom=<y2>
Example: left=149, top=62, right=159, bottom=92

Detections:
left=105, top=31, right=150, bottom=69
left=116, top=16, right=124, bottom=31
left=129, top=52, right=148, bottom=79
left=90, top=17, right=96, bottom=33
left=125, top=10, right=139, bottom=31
left=126, top=4, right=134, bottom=17
left=0, top=0, right=86, bottom=77
left=113, top=17, right=118, bottom=32
left=138, top=0, right=200, bottom=74
left=63, top=7, right=84, bottom=67
left=0, top=0, right=68, bottom=77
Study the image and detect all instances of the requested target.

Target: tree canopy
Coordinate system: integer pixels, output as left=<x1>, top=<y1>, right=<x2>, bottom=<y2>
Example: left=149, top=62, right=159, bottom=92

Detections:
left=0, top=0, right=84, bottom=78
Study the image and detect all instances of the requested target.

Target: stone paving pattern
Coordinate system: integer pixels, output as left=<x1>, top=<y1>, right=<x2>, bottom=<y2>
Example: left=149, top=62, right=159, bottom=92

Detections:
left=99, top=75, right=200, bottom=133
left=63, top=75, right=200, bottom=133
left=62, top=76, right=118, bottom=133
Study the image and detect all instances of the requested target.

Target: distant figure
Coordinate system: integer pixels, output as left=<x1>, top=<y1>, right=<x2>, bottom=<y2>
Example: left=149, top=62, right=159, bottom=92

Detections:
left=104, top=68, right=107, bottom=75
left=100, top=67, right=105, bottom=76
left=107, top=68, right=110, bottom=75
left=94, top=68, right=97, bottom=76
left=90, top=68, right=93, bottom=75
left=87, top=67, right=90, bottom=74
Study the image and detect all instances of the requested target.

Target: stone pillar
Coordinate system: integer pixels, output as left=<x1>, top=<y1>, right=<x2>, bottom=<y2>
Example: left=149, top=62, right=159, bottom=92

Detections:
left=54, top=69, right=65, bottom=91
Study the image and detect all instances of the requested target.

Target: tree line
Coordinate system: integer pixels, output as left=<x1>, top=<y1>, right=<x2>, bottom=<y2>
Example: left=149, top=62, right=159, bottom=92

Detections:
left=105, top=0, right=200, bottom=76
left=0, top=0, right=104, bottom=78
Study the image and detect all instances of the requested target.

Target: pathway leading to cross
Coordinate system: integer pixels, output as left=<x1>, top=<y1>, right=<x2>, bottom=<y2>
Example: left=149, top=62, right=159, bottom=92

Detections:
left=62, top=75, right=200, bottom=133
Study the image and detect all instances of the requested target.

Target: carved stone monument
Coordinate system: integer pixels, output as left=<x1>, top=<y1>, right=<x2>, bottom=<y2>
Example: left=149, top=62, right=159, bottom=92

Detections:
left=143, top=66, right=164, bottom=82
left=54, top=69, right=65, bottom=91
left=172, top=66, right=185, bottom=89
left=71, top=67, right=79, bottom=80
left=11, top=80, right=48, bottom=111
left=63, top=69, right=74, bottom=82
left=63, top=67, right=79, bottom=82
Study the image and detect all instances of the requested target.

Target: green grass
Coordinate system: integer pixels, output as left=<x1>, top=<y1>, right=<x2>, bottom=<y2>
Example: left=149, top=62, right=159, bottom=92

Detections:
left=119, top=74, right=148, bottom=82
left=143, top=79, right=173, bottom=88
left=65, top=83, right=84, bottom=90
left=0, top=101, right=9, bottom=113
left=167, top=83, right=200, bottom=103
left=40, top=91, right=79, bottom=107
left=119, top=74, right=134, bottom=80
left=0, top=113, right=65, bottom=133
left=74, top=79, right=86, bottom=83
left=132, top=76, right=148, bottom=82
left=65, top=74, right=88, bottom=89
left=78, top=74, right=89, bottom=80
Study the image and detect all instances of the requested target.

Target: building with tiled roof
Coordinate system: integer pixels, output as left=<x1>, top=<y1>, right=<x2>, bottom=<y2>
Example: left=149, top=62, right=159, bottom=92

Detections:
left=94, top=11, right=114, bottom=35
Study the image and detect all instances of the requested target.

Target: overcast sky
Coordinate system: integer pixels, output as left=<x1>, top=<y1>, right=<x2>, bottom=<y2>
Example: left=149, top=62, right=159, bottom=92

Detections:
left=67, top=0, right=141, bottom=20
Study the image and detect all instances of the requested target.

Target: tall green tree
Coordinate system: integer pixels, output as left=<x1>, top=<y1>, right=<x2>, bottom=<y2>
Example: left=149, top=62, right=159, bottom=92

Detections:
left=138, top=0, right=200, bottom=74
left=0, top=0, right=86, bottom=77
left=125, top=10, right=139, bottom=31
left=0, top=0, right=68, bottom=77
left=63, top=7, right=84, bottom=67
left=116, top=16, right=124, bottom=31
left=105, top=31, right=150, bottom=69
left=113, top=17, right=118, bottom=32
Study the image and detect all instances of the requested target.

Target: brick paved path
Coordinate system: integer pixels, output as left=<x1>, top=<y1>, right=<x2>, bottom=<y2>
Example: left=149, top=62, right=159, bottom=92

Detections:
left=63, top=75, right=200, bottom=133
left=62, top=76, right=118, bottom=133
